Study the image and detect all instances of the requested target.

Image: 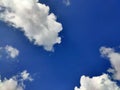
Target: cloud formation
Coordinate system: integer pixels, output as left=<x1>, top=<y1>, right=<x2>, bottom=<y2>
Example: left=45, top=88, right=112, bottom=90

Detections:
left=21, top=70, right=33, bottom=81
left=63, top=0, right=70, bottom=6
left=74, top=46, right=120, bottom=90
left=0, top=70, right=32, bottom=90
left=0, top=45, right=19, bottom=59
left=100, top=47, right=120, bottom=80
left=0, top=0, right=63, bottom=51
left=75, top=74, right=120, bottom=90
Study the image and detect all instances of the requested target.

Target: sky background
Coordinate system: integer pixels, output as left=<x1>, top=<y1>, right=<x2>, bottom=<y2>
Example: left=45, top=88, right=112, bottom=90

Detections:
left=0, top=0, right=120, bottom=90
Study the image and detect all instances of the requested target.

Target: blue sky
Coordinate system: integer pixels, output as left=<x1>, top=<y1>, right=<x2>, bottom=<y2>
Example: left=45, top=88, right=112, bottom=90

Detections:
left=0, top=0, right=120, bottom=90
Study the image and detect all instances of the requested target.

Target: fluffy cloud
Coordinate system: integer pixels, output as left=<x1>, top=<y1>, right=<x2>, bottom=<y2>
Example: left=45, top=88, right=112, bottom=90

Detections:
left=74, top=46, right=120, bottom=90
left=63, top=0, right=70, bottom=6
left=5, top=45, right=19, bottom=59
left=100, top=47, right=120, bottom=80
left=74, top=74, right=120, bottom=90
left=20, top=70, right=33, bottom=81
left=0, top=45, right=19, bottom=59
left=0, top=0, right=63, bottom=51
left=0, top=70, right=32, bottom=90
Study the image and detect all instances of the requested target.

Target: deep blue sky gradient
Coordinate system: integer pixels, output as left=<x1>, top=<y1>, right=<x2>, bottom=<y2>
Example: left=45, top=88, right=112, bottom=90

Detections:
left=0, top=0, right=120, bottom=90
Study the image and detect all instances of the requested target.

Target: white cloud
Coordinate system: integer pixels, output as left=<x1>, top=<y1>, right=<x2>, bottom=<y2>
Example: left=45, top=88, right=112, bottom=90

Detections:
left=0, top=0, right=63, bottom=51
left=21, top=70, right=33, bottom=81
left=0, top=70, right=32, bottom=90
left=74, top=46, right=120, bottom=90
left=100, top=47, right=120, bottom=80
left=5, top=45, right=19, bottom=59
left=63, top=0, right=70, bottom=6
left=74, top=74, right=120, bottom=90
left=0, top=45, right=19, bottom=59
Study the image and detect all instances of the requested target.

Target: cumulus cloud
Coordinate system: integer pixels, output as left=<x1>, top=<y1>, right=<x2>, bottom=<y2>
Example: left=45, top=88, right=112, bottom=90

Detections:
left=74, top=46, right=120, bottom=90
left=100, top=47, right=120, bottom=80
left=5, top=45, right=19, bottom=59
left=0, top=0, right=63, bottom=51
left=63, top=0, right=70, bottom=6
left=21, top=70, right=33, bottom=81
left=0, top=45, right=19, bottom=59
left=0, top=70, right=32, bottom=90
left=74, top=74, right=120, bottom=90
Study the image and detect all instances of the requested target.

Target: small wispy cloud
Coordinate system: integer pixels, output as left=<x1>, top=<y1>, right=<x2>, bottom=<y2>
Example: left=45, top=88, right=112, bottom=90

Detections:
left=63, top=0, right=71, bottom=6
left=0, top=45, right=19, bottom=59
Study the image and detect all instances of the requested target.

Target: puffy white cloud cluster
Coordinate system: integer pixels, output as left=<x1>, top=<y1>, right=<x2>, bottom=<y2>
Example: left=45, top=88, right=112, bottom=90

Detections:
left=0, top=70, right=32, bottom=90
left=0, top=45, right=19, bottom=59
left=74, top=46, right=120, bottom=90
left=0, top=0, right=63, bottom=51
left=75, top=74, right=120, bottom=90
